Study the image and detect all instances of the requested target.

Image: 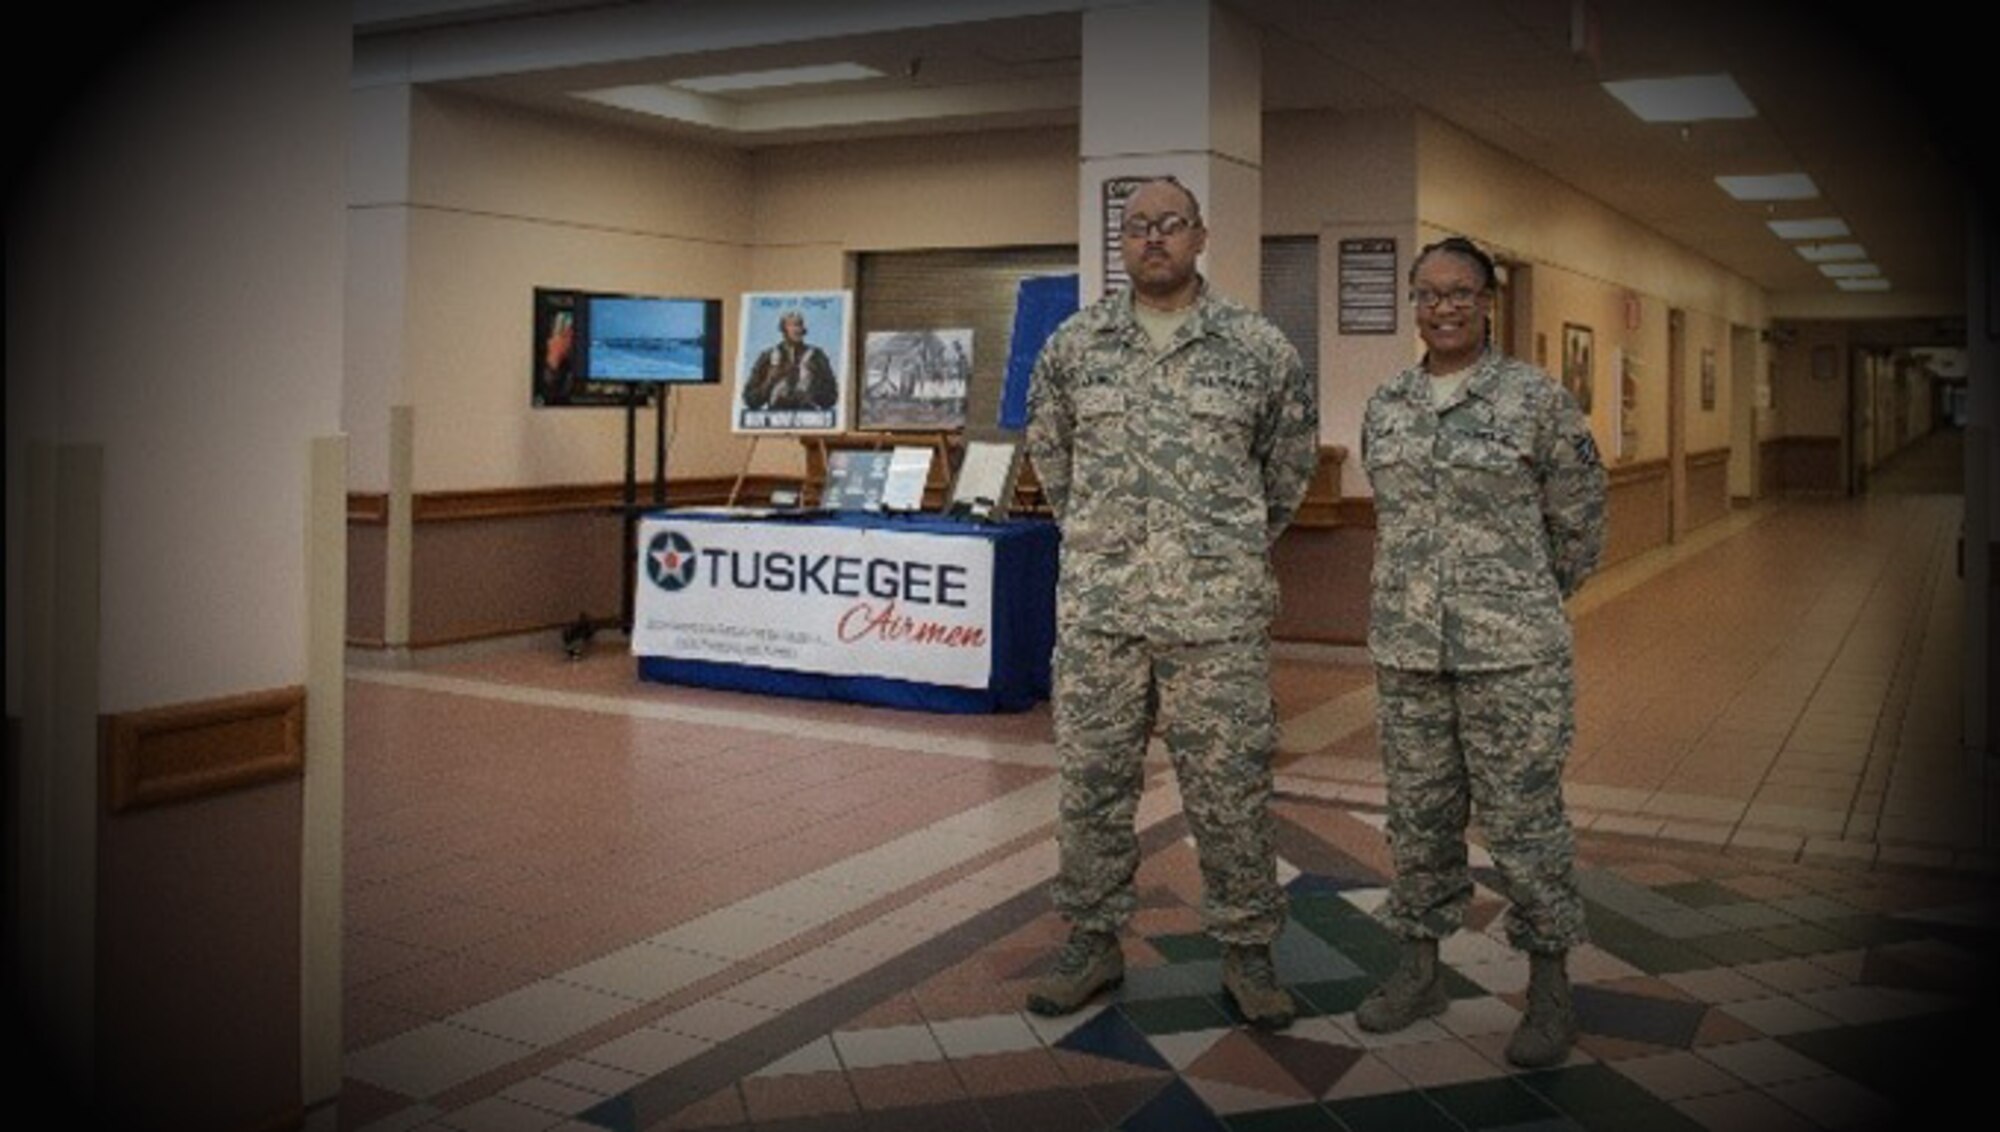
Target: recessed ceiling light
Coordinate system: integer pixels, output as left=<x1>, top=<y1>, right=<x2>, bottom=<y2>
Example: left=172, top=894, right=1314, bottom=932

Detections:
left=672, top=63, right=884, bottom=94
left=1819, top=262, right=1882, bottom=278
left=1768, top=217, right=1851, bottom=239
left=1795, top=243, right=1867, bottom=262
left=1717, top=173, right=1819, bottom=201
left=1836, top=278, right=1892, bottom=291
left=1603, top=73, right=1756, bottom=122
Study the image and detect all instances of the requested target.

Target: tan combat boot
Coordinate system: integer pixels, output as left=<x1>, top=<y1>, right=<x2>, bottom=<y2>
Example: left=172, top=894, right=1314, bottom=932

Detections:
left=1504, top=950, right=1578, bottom=1068
left=1024, top=928, right=1124, bottom=1016
left=1354, top=938, right=1448, bottom=1033
left=1222, top=944, right=1297, bottom=1030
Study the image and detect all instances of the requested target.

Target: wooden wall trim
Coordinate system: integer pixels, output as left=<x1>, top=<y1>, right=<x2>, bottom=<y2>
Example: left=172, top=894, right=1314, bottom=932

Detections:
left=101, top=686, right=305, bottom=814
left=1686, top=447, right=1731, bottom=469
left=376, top=475, right=791, bottom=523
left=1608, top=458, right=1669, bottom=487
left=1333, top=497, right=1376, bottom=529
left=1292, top=445, right=1350, bottom=529
left=412, top=482, right=629, bottom=522
left=348, top=493, right=387, bottom=525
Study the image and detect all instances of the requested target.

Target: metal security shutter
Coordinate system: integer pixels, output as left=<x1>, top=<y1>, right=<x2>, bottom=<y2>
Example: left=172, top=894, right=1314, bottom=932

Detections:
left=1261, top=236, right=1320, bottom=384
left=855, top=246, right=1078, bottom=437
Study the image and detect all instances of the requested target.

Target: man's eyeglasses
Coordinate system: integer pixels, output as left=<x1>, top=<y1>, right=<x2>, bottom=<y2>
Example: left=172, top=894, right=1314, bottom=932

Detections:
left=1410, top=286, right=1486, bottom=310
left=1120, top=213, right=1198, bottom=240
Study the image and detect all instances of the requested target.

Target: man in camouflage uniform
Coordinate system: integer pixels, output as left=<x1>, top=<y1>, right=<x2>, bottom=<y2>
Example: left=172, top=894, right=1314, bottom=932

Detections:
left=1357, top=236, right=1606, bottom=1067
left=1023, top=178, right=1320, bottom=1029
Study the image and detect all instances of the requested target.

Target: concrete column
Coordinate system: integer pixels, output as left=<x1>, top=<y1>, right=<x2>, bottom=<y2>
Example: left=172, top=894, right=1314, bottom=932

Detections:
left=1078, top=0, right=1262, bottom=306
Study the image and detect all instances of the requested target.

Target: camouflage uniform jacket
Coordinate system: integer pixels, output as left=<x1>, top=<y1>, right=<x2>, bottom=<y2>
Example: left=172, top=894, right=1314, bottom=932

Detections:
left=1026, top=284, right=1320, bottom=643
left=1361, top=350, right=1606, bottom=672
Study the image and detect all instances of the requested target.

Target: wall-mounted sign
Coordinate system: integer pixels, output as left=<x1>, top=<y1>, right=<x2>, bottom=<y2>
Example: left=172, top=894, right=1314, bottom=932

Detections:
left=1101, top=176, right=1158, bottom=295
left=1337, top=237, right=1399, bottom=335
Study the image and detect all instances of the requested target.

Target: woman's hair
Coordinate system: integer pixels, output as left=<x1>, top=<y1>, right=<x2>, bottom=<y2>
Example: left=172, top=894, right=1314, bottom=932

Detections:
left=1410, top=236, right=1497, bottom=289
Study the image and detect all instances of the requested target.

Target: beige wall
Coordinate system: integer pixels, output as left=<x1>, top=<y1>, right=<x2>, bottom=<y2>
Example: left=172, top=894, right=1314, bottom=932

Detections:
left=1265, top=107, right=1421, bottom=482
left=347, top=89, right=759, bottom=493
left=1775, top=323, right=1850, bottom=438
left=6, top=4, right=349, bottom=1121
left=746, top=127, right=1076, bottom=474
left=752, top=127, right=1078, bottom=253
left=12, top=6, right=348, bottom=713
left=368, top=98, right=1830, bottom=505
left=353, top=102, right=1085, bottom=490
left=1407, top=114, right=1770, bottom=479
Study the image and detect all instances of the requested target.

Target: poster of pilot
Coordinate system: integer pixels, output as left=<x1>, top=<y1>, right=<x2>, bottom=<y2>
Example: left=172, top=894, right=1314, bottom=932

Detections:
left=859, top=329, right=972, bottom=431
left=733, top=290, right=852, bottom=433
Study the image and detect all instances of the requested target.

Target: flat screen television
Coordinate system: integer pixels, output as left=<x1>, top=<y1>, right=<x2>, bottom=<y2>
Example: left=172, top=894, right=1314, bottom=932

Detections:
left=584, top=294, right=724, bottom=383
left=533, top=288, right=724, bottom=407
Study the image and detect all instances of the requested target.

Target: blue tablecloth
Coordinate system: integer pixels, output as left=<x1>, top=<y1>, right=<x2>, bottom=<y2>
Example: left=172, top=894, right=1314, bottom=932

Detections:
left=637, top=511, right=1058, bottom=713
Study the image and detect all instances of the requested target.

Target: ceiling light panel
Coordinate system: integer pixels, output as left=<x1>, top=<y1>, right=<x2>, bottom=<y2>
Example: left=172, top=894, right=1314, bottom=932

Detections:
left=1768, top=218, right=1851, bottom=239
left=1836, top=278, right=1892, bottom=291
left=1819, top=262, right=1882, bottom=278
left=672, top=63, right=884, bottom=94
left=1716, top=173, right=1819, bottom=201
left=1603, top=73, right=1756, bottom=122
left=1795, top=243, right=1867, bottom=262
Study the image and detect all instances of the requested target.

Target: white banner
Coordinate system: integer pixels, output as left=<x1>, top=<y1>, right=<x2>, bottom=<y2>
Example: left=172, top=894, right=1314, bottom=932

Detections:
left=632, top=517, right=995, bottom=688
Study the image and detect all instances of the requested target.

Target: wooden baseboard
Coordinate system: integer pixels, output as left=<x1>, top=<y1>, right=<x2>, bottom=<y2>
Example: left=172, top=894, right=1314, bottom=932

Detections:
left=101, top=687, right=305, bottom=814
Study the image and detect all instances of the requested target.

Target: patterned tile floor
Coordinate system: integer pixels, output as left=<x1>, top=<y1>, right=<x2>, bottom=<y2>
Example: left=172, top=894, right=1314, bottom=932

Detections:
left=336, top=437, right=1996, bottom=1132
left=567, top=800, right=1998, bottom=1132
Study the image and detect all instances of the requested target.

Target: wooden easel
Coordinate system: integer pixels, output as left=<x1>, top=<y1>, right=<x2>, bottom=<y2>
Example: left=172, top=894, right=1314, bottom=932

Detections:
left=726, top=434, right=764, bottom=507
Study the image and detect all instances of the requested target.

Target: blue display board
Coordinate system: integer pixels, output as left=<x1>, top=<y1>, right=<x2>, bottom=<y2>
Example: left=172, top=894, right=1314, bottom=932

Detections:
left=998, top=273, right=1079, bottom=431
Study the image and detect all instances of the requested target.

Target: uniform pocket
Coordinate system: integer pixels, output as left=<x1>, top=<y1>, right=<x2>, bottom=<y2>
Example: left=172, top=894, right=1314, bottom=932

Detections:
left=1065, top=385, right=1136, bottom=552
left=1362, top=427, right=1428, bottom=513
left=1188, top=384, right=1256, bottom=431
left=1074, top=385, right=1127, bottom=420
left=1442, top=430, right=1535, bottom=510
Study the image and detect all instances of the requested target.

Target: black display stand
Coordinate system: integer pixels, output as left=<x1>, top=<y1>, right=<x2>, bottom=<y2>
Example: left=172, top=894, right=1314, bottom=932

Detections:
left=619, top=385, right=670, bottom=635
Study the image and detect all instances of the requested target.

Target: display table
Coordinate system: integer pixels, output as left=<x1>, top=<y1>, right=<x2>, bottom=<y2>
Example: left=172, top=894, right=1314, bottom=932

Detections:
left=633, top=510, right=1057, bottom=713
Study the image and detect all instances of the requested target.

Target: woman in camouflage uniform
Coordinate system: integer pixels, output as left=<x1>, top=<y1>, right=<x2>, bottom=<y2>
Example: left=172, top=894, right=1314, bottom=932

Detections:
left=1358, top=236, right=1607, bottom=1068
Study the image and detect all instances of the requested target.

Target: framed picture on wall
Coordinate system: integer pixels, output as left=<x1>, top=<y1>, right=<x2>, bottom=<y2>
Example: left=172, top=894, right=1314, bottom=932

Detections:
left=1561, top=322, right=1594, bottom=413
left=1700, top=347, right=1717, bottom=411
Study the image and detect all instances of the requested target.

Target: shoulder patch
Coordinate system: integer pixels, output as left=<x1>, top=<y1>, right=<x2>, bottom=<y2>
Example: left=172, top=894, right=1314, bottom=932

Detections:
left=1572, top=430, right=1601, bottom=466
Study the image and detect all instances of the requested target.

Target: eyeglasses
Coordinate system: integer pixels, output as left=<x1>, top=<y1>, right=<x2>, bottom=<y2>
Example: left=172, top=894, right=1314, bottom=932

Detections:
left=1120, top=213, right=1198, bottom=240
left=1410, top=286, right=1486, bottom=310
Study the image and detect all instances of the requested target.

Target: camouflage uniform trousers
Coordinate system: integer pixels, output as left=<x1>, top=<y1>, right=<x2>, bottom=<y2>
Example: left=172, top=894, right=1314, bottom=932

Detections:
left=1375, top=657, right=1587, bottom=954
left=1051, top=626, right=1286, bottom=946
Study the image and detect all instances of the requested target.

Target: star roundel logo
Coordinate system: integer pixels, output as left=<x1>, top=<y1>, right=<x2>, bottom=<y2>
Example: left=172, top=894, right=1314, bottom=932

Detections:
left=646, top=530, right=698, bottom=592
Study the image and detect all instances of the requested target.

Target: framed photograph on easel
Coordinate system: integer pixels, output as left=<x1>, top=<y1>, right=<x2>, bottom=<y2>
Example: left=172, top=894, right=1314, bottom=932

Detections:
left=859, top=329, right=972, bottom=431
left=947, top=440, right=1023, bottom=521
left=733, top=290, right=852, bottom=434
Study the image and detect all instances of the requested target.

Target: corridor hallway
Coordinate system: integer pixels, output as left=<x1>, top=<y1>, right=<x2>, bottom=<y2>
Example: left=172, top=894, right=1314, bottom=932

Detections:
left=336, top=442, right=1995, bottom=1131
